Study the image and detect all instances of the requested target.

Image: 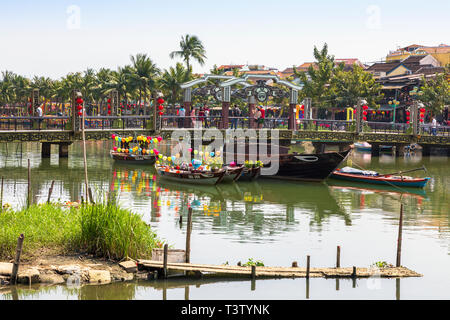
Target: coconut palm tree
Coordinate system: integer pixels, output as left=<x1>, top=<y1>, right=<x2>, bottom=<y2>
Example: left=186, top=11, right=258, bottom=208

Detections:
left=128, top=53, right=160, bottom=114
left=169, top=34, right=207, bottom=73
left=159, top=63, right=192, bottom=105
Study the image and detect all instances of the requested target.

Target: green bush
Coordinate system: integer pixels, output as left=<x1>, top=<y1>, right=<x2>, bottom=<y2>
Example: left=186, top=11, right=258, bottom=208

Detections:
left=0, top=202, right=161, bottom=260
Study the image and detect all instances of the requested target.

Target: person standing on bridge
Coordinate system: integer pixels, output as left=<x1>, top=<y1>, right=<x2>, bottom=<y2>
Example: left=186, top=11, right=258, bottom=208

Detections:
left=36, top=105, right=43, bottom=129
left=431, top=117, right=437, bottom=136
left=178, top=105, right=185, bottom=128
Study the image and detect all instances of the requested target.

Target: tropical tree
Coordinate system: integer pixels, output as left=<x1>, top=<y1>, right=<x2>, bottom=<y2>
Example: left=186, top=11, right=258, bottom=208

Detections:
left=159, top=63, right=192, bottom=105
left=294, top=43, right=338, bottom=109
left=169, top=34, right=207, bottom=72
left=128, top=53, right=160, bottom=113
left=329, top=64, right=384, bottom=109
left=419, top=68, right=450, bottom=115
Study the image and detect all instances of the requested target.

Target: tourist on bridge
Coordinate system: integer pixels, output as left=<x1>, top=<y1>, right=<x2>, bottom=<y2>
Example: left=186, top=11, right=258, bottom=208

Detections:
left=199, top=106, right=205, bottom=128
left=231, top=105, right=241, bottom=129
left=36, top=105, right=43, bottom=128
left=178, top=105, right=185, bottom=128
left=190, top=107, right=197, bottom=128
left=432, top=117, right=437, bottom=136
left=203, top=104, right=210, bottom=128
left=253, top=107, right=262, bottom=129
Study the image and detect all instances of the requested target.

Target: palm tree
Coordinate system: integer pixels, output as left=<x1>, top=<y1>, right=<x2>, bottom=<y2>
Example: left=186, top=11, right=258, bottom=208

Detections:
left=128, top=54, right=160, bottom=114
left=169, top=34, right=207, bottom=73
left=159, top=63, right=192, bottom=105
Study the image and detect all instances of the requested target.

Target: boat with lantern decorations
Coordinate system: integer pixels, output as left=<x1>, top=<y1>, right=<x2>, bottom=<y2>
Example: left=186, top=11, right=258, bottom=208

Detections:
left=155, top=163, right=227, bottom=185
left=110, top=134, right=162, bottom=164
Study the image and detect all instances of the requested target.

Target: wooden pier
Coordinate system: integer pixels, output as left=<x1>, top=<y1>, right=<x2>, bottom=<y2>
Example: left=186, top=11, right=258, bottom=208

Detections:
left=137, top=260, right=422, bottom=279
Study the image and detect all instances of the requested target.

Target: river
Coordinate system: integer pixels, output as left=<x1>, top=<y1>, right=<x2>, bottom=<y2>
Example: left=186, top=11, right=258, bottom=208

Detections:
left=0, top=141, right=449, bottom=300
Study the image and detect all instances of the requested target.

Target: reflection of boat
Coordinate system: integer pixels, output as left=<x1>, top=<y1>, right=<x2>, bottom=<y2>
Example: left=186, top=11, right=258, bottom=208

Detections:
left=327, top=179, right=427, bottom=198
left=354, top=142, right=371, bottom=152
left=155, top=164, right=226, bottom=185
left=239, top=166, right=261, bottom=181
left=330, top=167, right=430, bottom=188
left=379, top=145, right=394, bottom=152
left=110, top=151, right=156, bottom=164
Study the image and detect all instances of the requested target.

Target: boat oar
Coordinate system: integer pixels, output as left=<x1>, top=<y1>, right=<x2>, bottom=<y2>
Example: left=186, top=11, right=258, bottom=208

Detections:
left=378, top=166, right=427, bottom=177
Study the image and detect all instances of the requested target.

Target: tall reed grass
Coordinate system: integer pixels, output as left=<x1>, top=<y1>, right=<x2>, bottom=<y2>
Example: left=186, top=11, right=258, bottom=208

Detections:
left=0, top=201, right=161, bottom=260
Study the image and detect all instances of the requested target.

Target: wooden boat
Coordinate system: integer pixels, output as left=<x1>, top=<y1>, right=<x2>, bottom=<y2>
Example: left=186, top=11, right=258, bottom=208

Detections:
left=239, top=166, right=262, bottom=181
left=224, top=144, right=351, bottom=182
left=354, top=142, right=371, bottom=152
left=221, top=165, right=245, bottom=183
left=330, top=166, right=430, bottom=188
left=110, top=150, right=156, bottom=164
left=155, top=164, right=226, bottom=185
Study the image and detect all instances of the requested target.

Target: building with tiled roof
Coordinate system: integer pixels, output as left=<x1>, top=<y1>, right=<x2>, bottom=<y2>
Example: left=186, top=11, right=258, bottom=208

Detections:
left=386, top=44, right=450, bottom=66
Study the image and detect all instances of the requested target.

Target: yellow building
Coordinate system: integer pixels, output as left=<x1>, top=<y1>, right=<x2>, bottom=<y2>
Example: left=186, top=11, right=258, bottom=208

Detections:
left=386, top=44, right=450, bottom=67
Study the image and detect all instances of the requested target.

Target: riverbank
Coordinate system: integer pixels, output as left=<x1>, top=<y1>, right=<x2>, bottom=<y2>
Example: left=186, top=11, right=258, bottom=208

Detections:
left=0, top=201, right=164, bottom=287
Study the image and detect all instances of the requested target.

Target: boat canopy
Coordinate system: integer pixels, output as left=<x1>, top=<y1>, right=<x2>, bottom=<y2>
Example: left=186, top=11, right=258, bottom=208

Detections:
left=339, top=166, right=379, bottom=176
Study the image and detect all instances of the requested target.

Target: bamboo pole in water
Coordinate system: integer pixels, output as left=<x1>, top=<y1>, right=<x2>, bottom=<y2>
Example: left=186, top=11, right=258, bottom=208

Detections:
left=185, top=207, right=193, bottom=263
left=47, top=180, right=55, bottom=204
left=336, top=246, right=341, bottom=268
left=27, top=159, right=31, bottom=208
left=396, top=203, right=404, bottom=267
left=81, top=101, right=89, bottom=203
left=0, top=176, right=3, bottom=212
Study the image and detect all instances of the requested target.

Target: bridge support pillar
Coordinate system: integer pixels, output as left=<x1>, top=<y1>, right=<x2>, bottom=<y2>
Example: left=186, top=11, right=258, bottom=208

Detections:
left=312, top=142, right=325, bottom=153
left=371, top=144, right=380, bottom=157
left=59, top=143, right=70, bottom=158
left=41, top=143, right=51, bottom=158
left=421, top=145, right=431, bottom=157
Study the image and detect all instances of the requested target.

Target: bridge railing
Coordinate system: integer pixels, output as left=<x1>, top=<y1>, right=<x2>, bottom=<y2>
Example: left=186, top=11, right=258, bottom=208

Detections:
left=296, top=119, right=354, bottom=132
left=0, top=115, right=153, bottom=131
left=161, top=116, right=290, bottom=130
left=0, top=116, right=70, bottom=131
left=419, top=124, right=450, bottom=137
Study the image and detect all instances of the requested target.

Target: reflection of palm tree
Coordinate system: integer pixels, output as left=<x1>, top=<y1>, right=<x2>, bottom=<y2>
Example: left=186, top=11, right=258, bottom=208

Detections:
left=170, top=34, right=207, bottom=73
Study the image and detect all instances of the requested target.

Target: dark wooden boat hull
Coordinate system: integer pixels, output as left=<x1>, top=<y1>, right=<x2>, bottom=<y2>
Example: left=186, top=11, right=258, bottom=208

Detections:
left=110, top=151, right=156, bottom=164
left=155, top=165, right=226, bottom=185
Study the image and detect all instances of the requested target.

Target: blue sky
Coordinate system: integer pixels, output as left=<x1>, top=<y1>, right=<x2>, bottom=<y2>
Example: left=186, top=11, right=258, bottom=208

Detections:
left=0, top=0, right=449, bottom=79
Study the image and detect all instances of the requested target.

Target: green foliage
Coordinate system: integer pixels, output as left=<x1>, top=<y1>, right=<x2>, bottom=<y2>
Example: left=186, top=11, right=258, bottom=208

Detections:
left=371, top=261, right=393, bottom=269
left=169, top=34, right=207, bottom=72
left=419, top=69, right=450, bottom=114
left=242, top=258, right=265, bottom=267
left=0, top=202, right=161, bottom=260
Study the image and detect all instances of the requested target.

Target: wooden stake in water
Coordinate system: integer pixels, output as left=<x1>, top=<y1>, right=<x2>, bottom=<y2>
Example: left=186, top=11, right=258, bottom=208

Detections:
left=0, top=176, right=4, bottom=212
left=163, top=243, right=168, bottom=279
left=47, top=180, right=55, bottom=204
left=306, top=255, right=310, bottom=279
left=185, top=207, right=193, bottom=263
left=396, top=203, right=404, bottom=267
left=336, top=246, right=341, bottom=268
left=11, top=234, right=25, bottom=285
left=27, top=159, right=31, bottom=208
left=81, top=100, right=89, bottom=203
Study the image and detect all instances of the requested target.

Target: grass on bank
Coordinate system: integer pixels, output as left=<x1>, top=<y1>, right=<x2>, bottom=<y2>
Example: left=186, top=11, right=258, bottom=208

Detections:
left=0, top=201, right=162, bottom=260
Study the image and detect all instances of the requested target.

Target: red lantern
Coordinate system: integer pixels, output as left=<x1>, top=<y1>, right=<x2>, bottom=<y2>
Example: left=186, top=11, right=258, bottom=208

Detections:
left=406, top=111, right=410, bottom=116
left=353, top=109, right=356, bottom=114
left=419, top=119, right=424, bottom=123
left=157, top=98, right=165, bottom=104
left=107, top=99, right=111, bottom=103
left=420, top=108, right=426, bottom=113
left=158, top=105, right=164, bottom=111
left=77, top=105, right=83, bottom=110
left=76, top=98, right=83, bottom=104
left=362, top=105, right=368, bottom=110
left=77, top=111, right=82, bottom=116
left=406, top=116, right=410, bottom=120
left=363, top=111, right=367, bottom=116
left=362, top=116, right=367, bottom=121
left=108, top=110, right=111, bottom=115
left=420, top=113, right=425, bottom=118
left=406, top=121, right=410, bottom=124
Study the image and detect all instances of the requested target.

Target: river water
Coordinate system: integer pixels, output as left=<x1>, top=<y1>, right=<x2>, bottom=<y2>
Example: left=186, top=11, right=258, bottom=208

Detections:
left=0, top=141, right=448, bottom=300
